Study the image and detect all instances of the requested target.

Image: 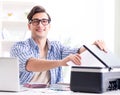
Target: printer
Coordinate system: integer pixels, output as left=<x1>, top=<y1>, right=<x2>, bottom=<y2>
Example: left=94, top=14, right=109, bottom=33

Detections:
left=70, top=45, right=120, bottom=93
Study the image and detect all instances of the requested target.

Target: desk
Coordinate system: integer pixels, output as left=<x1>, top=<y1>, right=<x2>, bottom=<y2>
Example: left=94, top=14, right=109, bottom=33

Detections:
left=0, top=88, right=120, bottom=95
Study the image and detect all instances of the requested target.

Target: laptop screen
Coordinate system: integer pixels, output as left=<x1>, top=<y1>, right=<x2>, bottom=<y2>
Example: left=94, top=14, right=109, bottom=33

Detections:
left=0, top=57, right=20, bottom=92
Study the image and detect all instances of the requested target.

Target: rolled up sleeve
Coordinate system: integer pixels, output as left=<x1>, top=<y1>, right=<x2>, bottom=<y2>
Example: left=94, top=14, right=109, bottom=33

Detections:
left=10, top=42, right=33, bottom=72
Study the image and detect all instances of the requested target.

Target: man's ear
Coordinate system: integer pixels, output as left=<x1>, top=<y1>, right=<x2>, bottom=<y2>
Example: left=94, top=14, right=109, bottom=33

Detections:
left=48, top=24, right=51, bottom=29
left=28, top=24, right=31, bottom=30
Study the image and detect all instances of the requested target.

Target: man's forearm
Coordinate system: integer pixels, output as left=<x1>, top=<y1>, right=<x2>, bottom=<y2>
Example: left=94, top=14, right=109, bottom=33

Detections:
left=26, top=58, right=65, bottom=72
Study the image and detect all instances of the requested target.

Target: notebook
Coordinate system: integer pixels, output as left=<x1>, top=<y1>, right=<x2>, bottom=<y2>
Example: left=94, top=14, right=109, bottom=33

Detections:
left=0, top=57, right=28, bottom=92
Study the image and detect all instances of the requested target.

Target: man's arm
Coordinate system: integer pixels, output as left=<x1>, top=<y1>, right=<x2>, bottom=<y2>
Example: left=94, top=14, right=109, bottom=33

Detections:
left=26, top=58, right=63, bottom=72
left=26, top=54, right=81, bottom=72
left=78, top=40, right=107, bottom=54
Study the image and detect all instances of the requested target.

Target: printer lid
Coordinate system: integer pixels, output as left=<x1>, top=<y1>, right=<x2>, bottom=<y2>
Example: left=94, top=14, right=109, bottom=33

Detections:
left=81, top=45, right=120, bottom=70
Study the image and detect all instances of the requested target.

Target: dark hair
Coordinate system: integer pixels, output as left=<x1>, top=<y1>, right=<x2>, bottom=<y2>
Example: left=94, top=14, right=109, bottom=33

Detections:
left=27, top=5, right=51, bottom=22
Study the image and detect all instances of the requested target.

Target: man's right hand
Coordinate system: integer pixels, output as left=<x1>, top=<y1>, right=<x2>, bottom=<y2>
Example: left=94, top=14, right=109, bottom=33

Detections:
left=61, top=54, right=81, bottom=66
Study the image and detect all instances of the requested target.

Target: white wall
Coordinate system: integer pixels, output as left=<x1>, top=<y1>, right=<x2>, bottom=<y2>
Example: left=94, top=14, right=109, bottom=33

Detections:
left=0, top=41, right=15, bottom=57
left=115, top=0, right=120, bottom=58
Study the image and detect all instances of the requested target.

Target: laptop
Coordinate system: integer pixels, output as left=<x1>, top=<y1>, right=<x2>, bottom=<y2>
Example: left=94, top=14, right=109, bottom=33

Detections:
left=0, top=57, right=28, bottom=92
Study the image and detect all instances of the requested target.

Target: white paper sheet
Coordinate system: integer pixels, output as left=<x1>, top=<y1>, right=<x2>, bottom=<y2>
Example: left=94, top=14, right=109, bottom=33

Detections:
left=67, top=50, right=104, bottom=67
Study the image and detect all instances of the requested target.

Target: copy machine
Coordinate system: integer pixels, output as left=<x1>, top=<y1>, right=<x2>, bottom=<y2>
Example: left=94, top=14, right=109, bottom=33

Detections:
left=70, top=45, right=120, bottom=93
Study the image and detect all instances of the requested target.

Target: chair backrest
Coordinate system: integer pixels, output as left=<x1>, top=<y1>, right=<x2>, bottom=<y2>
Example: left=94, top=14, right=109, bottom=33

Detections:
left=0, top=41, right=15, bottom=57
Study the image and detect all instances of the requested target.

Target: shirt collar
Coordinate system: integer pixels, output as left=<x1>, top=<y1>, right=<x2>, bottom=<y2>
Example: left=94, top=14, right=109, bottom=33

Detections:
left=28, top=38, right=52, bottom=50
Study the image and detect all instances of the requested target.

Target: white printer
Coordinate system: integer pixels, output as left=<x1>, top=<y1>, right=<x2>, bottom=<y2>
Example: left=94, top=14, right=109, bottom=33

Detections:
left=70, top=45, right=120, bottom=93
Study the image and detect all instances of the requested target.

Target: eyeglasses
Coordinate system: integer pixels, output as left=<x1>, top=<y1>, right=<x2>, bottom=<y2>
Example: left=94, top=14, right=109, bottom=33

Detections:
left=29, top=18, right=51, bottom=26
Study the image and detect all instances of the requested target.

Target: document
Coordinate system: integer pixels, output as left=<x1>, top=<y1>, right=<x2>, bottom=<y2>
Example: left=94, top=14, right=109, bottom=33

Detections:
left=67, top=49, right=104, bottom=67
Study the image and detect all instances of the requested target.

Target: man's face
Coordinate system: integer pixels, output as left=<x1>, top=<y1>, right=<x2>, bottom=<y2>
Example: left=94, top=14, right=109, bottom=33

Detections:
left=28, top=12, right=50, bottom=39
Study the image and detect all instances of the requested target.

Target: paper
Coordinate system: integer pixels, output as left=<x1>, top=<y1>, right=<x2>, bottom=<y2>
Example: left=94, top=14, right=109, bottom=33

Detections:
left=67, top=50, right=104, bottom=67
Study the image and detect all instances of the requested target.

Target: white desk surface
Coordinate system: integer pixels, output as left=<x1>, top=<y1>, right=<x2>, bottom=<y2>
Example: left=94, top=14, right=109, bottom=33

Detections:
left=0, top=88, right=120, bottom=95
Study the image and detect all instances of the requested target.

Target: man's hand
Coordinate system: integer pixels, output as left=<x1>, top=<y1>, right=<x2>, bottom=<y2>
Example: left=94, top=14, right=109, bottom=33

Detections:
left=78, top=40, right=107, bottom=54
left=61, top=54, right=81, bottom=66
left=93, top=40, right=107, bottom=53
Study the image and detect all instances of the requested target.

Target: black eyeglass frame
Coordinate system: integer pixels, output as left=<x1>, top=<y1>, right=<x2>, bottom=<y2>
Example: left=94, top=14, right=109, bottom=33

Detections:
left=29, top=18, right=51, bottom=26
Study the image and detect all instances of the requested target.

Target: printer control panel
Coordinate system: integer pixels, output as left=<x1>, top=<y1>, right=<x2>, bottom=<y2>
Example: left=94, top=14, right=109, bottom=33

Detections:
left=107, top=79, right=120, bottom=91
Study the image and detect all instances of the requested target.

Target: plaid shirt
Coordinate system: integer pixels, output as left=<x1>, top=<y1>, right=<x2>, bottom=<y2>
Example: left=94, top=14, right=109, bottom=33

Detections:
left=10, top=38, right=79, bottom=85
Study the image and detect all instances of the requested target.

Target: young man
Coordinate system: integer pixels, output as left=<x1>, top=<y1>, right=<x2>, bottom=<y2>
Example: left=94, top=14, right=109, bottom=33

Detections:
left=10, top=5, right=106, bottom=85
